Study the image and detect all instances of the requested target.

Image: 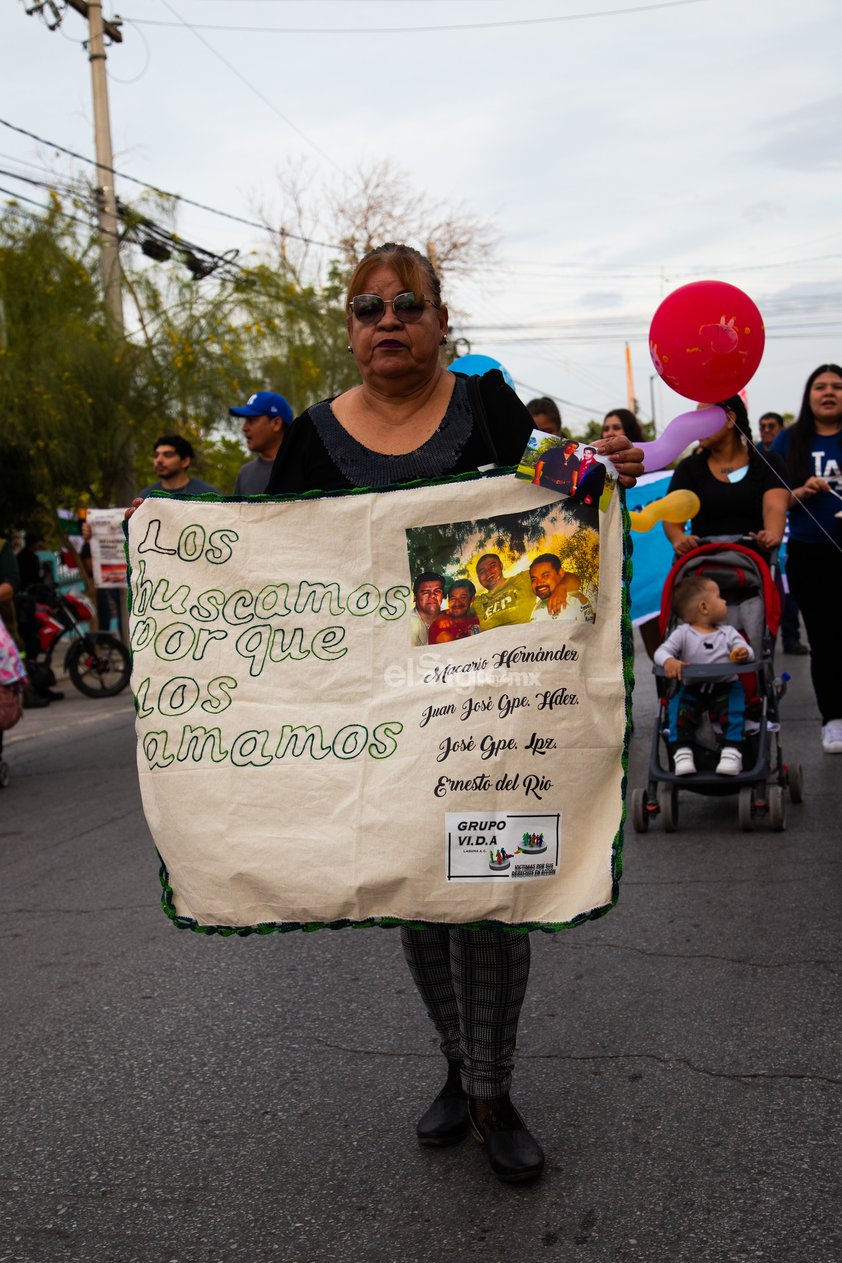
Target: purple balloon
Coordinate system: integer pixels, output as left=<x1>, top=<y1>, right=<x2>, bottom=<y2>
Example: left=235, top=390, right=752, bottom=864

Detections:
left=637, top=406, right=726, bottom=473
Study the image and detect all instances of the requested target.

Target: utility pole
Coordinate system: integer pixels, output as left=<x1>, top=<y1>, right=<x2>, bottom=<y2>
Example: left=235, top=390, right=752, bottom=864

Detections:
left=73, top=0, right=125, bottom=342
left=26, top=0, right=134, bottom=633
left=27, top=1, right=133, bottom=499
left=624, top=342, right=639, bottom=417
left=64, top=1, right=135, bottom=514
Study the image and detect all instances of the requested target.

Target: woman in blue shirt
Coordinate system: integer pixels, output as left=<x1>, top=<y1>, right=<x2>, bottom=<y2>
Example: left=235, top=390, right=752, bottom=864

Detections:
left=772, top=364, right=842, bottom=753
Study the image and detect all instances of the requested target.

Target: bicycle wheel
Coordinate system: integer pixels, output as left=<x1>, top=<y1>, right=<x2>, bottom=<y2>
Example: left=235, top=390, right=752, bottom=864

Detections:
left=66, top=634, right=131, bottom=698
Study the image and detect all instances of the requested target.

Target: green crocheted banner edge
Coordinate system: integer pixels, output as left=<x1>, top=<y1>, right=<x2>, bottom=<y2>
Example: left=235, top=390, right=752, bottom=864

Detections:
left=127, top=470, right=632, bottom=936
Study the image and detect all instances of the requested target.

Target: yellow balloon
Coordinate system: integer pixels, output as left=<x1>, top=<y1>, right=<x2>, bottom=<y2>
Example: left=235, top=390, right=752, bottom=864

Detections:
left=629, top=490, right=700, bottom=533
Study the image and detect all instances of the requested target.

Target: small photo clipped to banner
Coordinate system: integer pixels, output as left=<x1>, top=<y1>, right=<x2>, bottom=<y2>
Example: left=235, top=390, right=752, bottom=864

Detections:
left=516, top=432, right=616, bottom=505
left=405, top=500, right=599, bottom=648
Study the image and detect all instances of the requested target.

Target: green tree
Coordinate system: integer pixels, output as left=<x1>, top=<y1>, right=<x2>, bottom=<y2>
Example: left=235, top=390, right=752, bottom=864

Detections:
left=518, top=434, right=564, bottom=472
left=0, top=196, right=141, bottom=516
left=0, top=162, right=497, bottom=516
left=556, top=525, right=600, bottom=600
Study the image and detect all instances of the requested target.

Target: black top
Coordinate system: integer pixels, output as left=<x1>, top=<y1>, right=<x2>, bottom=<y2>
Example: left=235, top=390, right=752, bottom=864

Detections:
left=0, top=539, right=20, bottom=594
left=14, top=546, right=41, bottom=590
left=266, top=371, right=533, bottom=494
left=667, top=448, right=788, bottom=537
left=538, top=447, right=579, bottom=494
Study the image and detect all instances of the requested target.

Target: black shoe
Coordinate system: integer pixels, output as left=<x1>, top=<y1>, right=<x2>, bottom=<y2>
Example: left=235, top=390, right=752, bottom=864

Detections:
left=45, top=689, right=65, bottom=701
left=22, top=689, right=50, bottom=709
left=416, top=1061, right=469, bottom=1147
left=783, top=643, right=809, bottom=656
left=468, top=1094, right=545, bottom=1183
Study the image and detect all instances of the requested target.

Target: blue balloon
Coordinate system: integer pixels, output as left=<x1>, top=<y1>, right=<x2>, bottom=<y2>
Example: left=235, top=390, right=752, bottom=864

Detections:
left=448, top=353, right=514, bottom=388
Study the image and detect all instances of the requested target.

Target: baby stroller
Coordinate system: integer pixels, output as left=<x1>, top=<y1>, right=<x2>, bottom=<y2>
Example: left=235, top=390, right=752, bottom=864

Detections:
left=631, top=537, right=804, bottom=834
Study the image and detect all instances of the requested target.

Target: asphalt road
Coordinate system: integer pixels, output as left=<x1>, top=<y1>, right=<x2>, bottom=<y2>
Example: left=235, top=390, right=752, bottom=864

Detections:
left=0, top=644, right=839, bottom=1263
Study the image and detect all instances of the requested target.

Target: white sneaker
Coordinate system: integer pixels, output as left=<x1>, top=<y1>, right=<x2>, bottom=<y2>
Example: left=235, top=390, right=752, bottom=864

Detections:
left=821, top=720, right=842, bottom=754
left=673, top=747, right=696, bottom=776
left=716, top=747, right=743, bottom=776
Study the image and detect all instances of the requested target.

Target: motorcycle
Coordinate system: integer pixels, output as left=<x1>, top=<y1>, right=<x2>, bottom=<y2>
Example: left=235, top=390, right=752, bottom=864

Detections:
left=19, top=584, right=131, bottom=699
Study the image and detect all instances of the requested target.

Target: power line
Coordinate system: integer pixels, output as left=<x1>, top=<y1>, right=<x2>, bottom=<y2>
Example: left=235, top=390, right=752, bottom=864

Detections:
left=0, top=116, right=344, bottom=250
left=0, top=172, right=243, bottom=277
left=500, top=253, right=842, bottom=276
left=0, top=185, right=108, bottom=235
left=0, top=166, right=64, bottom=191
left=0, top=149, right=76, bottom=180
left=156, top=0, right=345, bottom=174
left=502, top=258, right=842, bottom=283
left=127, top=0, right=711, bottom=36
left=511, top=378, right=604, bottom=415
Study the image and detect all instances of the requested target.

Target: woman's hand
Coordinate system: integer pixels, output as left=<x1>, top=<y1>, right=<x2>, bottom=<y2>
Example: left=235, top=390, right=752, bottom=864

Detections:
left=672, top=534, right=700, bottom=556
left=751, top=529, right=782, bottom=550
left=594, top=435, right=644, bottom=487
left=124, top=498, right=143, bottom=522
left=794, top=476, right=831, bottom=502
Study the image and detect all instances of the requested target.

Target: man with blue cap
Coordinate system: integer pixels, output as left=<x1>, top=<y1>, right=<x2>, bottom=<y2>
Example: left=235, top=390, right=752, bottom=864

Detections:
left=229, top=390, right=294, bottom=495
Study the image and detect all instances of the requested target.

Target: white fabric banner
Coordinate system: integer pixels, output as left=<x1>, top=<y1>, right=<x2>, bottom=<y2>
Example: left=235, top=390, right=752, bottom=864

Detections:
left=128, top=474, right=630, bottom=932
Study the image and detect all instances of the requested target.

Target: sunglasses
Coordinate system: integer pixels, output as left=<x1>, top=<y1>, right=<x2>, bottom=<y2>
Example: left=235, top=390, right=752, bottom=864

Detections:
left=348, top=291, right=438, bottom=325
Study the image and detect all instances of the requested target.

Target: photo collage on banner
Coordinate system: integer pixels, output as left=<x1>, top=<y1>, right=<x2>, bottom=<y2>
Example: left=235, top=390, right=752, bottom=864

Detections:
left=405, top=498, right=601, bottom=651
left=406, top=492, right=604, bottom=884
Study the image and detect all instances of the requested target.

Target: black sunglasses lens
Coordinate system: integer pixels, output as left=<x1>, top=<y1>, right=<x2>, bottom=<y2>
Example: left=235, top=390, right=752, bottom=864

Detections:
left=352, top=295, right=385, bottom=323
left=393, top=292, right=425, bottom=321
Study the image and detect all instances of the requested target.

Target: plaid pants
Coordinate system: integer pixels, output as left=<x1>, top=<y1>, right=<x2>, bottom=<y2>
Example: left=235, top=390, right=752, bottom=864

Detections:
left=400, top=925, right=531, bottom=1098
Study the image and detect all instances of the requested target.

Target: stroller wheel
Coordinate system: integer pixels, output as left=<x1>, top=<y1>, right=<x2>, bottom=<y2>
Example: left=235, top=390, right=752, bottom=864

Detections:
left=767, top=785, right=787, bottom=831
left=787, top=763, right=804, bottom=804
left=631, top=788, right=650, bottom=833
left=738, top=785, right=756, bottom=832
left=658, top=782, right=679, bottom=832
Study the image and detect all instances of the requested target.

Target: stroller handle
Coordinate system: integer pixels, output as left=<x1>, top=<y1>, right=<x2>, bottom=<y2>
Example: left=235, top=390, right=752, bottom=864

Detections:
left=653, top=661, right=763, bottom=681
left=693, top=535, right=779, bottom=567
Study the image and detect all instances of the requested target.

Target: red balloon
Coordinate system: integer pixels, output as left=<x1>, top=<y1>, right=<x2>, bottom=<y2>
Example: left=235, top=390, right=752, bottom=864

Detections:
left=649, top=281, right=765, bottom=402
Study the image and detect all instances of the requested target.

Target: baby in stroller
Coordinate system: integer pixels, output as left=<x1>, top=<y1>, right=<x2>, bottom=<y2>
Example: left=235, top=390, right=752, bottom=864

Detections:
left=654, top=575, right=755, bottom=777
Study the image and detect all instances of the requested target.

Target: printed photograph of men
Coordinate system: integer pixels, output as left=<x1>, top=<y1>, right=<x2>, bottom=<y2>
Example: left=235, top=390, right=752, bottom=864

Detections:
left=410, top=572, right=445, bottom=646
left=406, top=499, right=600, bottom=647
left=516, top=432, right=615, bottom=504
left=427, top=580, right=480, bottom=644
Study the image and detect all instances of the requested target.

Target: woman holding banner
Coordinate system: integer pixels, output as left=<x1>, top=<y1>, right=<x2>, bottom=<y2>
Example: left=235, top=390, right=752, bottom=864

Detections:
left=267, top=243, right=643, bottom=1182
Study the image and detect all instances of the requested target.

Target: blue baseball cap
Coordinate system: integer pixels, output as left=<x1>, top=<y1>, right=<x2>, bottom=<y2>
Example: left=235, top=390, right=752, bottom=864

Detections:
left=229, top=391, right=294, bottom=424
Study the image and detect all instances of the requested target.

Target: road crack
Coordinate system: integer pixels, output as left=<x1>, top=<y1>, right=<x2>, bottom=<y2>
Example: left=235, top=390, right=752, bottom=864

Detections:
left=305, top=1037, right=842, bottom=1087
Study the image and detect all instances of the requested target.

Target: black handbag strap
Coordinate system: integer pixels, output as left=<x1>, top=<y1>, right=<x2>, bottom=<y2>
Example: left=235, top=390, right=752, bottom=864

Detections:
left=462, top=371, right=501, bottom=467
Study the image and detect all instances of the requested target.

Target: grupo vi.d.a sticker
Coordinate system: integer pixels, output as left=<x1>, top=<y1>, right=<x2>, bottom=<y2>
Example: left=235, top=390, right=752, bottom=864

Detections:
left=445, top=812, right=560, bottom=880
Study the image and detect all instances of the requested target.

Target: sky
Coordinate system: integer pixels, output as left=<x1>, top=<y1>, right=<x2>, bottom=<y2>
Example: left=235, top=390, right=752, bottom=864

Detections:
left=2, top=0, right=841, bottom=433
